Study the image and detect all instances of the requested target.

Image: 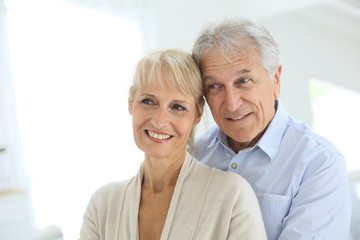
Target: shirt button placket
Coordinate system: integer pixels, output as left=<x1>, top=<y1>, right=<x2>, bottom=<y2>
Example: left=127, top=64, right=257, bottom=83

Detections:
left=229, top=152, right=245, bottom=173
left=231, top=163, right=237, bottom=169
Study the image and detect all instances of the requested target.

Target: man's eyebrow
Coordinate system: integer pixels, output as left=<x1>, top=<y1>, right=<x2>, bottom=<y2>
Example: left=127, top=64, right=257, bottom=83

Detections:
left=203, top=69, right=252, bottom=82
left=203, top=75, right=216, bottom=82
left=234, top=69, right=252, bottom=76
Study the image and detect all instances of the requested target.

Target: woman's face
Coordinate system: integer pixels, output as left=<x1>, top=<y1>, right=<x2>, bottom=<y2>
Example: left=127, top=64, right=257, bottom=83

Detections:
left=129, top=84, right=201, bottom=159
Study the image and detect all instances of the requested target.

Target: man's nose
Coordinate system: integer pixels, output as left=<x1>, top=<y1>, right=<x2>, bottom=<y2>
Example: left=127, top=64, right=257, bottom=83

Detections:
left=224, top=88, right=243, bottom=112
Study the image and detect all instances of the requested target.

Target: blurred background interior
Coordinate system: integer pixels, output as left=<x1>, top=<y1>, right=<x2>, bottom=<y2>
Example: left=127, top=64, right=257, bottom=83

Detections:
left=1, top=0, right=360, bottom=239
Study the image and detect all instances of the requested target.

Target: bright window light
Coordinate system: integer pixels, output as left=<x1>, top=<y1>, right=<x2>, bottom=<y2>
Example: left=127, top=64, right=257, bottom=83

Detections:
left=309, top=78, right=360, bottom=173
left=7, top=1, right=143, bottom=239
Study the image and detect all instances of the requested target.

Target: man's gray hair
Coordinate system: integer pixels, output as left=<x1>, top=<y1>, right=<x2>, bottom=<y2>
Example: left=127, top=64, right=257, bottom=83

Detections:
left=192, top=18, right=281, bottom=80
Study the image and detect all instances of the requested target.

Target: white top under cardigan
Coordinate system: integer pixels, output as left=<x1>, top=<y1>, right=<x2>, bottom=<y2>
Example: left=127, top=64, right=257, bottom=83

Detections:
left=79, top=152, right=267, bottom=240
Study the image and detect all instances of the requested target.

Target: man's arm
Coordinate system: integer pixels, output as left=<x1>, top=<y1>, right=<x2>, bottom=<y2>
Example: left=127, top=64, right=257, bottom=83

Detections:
left=279, top=152, right=351, bottom=240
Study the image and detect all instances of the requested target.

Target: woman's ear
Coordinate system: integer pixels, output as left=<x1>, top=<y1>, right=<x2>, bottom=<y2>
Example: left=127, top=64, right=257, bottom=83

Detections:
left=194, top=97, right=205, bottom=125
left=128, top=87, right=133, bottom=115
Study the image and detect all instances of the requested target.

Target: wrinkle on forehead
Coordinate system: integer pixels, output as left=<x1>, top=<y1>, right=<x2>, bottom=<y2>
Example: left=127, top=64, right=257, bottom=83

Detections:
left=200, top=48, right=261, bottom=73
left=201, top=37, right=260, bottom=62
left=200, top=52, right=260, bottom=76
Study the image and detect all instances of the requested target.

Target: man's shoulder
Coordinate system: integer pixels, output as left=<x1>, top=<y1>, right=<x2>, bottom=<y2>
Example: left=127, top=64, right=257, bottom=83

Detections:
left=275, top=101, right=340, bottom=154
left=193, top=126, right=219, bottom=158
left=195, top=126, right=219, bottom=142
left=194, top=126, right=219, bottom=149
left=283, top=116, right=343, bottom=160
left=288, top=117, right=335, bottom=145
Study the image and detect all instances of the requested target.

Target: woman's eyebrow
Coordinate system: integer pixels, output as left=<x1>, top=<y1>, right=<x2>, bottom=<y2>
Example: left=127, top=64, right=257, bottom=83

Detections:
left=139, top=93, right=156, bottom=98
left=172, top=99, right=191, bottom=105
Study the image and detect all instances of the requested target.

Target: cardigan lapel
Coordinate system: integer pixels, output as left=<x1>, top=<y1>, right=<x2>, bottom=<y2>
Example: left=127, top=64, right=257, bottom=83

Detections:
left=126, top=153, right=198, bottom=240
left=121, top=162, right=144, bottom=240
left=160, top=152, right=192, bottom=240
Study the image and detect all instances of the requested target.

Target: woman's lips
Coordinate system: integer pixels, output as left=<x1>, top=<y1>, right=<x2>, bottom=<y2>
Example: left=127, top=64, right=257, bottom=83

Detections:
left=146, top=130, right=173, bottom=140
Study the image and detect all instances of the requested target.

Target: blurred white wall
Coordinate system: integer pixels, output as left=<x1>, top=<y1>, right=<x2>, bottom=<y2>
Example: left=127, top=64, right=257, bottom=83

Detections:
left=0, top=0, right=35, bottom=239
left=263, top=2, right=360, bottom=124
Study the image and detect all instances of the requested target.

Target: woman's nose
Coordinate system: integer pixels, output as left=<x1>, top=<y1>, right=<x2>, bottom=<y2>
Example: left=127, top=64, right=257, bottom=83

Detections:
left=151, top=107, right=169, bottom=129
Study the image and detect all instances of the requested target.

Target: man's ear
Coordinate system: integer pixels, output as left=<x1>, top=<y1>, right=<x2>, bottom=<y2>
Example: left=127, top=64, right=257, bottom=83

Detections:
left=273, top=65, right=282, bottom=99
left=128, top=87, right=133, bottom=115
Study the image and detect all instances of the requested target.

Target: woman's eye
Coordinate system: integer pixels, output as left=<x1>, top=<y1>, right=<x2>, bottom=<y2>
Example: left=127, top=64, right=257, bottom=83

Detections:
left=172, top=104, right=187, bottom=111
left=141, top=98, right=153, bottom=105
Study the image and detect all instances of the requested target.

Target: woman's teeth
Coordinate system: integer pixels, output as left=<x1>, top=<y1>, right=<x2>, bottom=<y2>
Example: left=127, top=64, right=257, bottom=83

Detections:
left=147, top=130, right=171, bottom=140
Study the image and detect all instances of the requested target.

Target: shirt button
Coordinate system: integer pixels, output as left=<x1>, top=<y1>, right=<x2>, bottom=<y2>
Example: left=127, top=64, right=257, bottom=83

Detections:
left=231, top=163, right=237, bottom=169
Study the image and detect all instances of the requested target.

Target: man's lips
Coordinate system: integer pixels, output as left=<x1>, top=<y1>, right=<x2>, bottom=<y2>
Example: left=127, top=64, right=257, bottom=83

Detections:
left=226, top=113, right=251, bottom=120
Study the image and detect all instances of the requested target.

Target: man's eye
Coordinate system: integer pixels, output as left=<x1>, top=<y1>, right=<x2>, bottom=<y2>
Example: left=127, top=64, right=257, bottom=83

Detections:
left=141, top=98, right=153, bottom=105
left=239, top=78, right=250, bottom=84
left=208, top=84, right=218, bottom=89
left=172, top=104, right=187, bottom=111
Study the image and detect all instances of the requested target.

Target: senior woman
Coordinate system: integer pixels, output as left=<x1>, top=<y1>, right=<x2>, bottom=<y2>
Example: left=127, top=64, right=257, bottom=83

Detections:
left=79, top=49, right=267, bottom=240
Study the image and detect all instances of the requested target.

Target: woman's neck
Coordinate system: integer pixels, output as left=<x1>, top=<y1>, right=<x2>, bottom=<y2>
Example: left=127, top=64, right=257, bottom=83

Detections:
left=142, top=152, right=185, bottom=192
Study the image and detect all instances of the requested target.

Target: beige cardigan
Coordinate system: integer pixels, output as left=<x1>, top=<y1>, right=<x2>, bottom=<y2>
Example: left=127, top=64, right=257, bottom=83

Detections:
left=80, top=152, right=267, bottom=239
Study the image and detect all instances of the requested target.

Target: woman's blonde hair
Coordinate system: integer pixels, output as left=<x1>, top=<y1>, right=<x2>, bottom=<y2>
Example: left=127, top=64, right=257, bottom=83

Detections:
left=129, top=49, right=204, bottom=153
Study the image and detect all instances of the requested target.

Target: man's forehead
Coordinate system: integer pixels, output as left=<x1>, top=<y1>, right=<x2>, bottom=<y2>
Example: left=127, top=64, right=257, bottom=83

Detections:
left=200, top=48, right=260, bottom=68
left=200, top=51, right=260, bottom=74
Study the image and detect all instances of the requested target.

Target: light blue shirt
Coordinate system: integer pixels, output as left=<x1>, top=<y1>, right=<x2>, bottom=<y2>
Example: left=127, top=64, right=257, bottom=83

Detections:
left=194, top=100, right=351, bottom=240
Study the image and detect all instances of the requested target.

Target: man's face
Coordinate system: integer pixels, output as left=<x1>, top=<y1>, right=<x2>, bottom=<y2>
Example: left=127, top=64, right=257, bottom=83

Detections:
left=200, top=49, right=281, bottom=152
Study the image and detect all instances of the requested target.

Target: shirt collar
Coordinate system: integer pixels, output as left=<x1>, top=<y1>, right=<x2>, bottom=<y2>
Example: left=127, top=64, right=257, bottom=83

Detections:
left=216, top=128, right=227, bottom=146
left=257, top=99, right=289, bottom=161
left=215, top=130, right=237, bottom=155
left=215, top=99, right=289, bottom=161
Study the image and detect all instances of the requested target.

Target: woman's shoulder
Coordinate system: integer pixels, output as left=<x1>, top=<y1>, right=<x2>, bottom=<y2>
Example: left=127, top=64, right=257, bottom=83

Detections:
left=190, top=155, right=251, bottom=189
left=211, top=165, right=251, bottom=189
left=188, top=156, right=259, bottom=213
left=90, top=178, right=133, bottom=203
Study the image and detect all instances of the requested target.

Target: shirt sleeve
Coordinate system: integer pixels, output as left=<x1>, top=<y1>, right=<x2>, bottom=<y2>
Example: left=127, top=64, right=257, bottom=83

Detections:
left=278, top=151, right=351, bottom=240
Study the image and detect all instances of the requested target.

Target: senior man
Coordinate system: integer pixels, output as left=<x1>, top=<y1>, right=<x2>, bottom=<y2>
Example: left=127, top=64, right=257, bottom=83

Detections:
left=192, top=18, right=351, bottom=240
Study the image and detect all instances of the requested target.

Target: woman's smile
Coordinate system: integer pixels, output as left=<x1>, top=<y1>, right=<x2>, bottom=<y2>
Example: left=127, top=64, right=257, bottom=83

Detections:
left=145, top=130, right=173, bottom=141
